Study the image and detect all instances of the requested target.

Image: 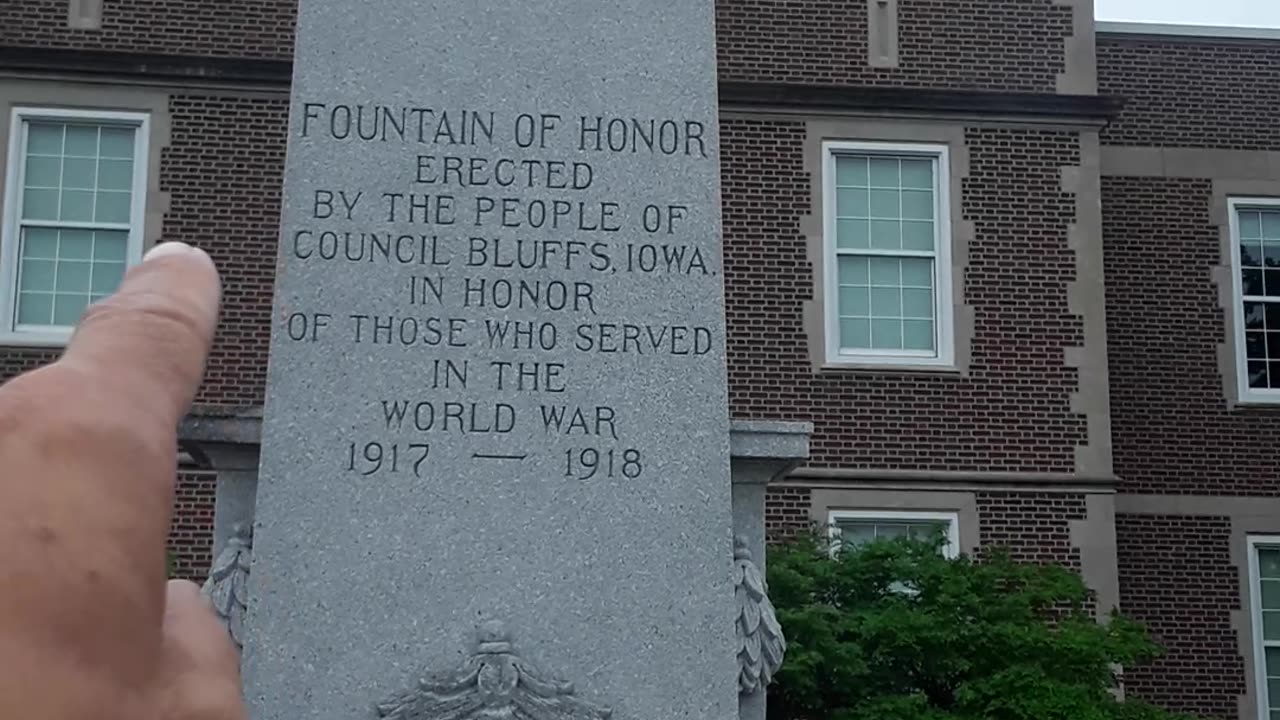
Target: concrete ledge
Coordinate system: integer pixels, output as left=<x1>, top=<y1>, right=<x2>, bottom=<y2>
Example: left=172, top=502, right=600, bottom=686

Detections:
left=179, top=405, right=264, bottom=446
left=728, top=420, right=812, bottom=462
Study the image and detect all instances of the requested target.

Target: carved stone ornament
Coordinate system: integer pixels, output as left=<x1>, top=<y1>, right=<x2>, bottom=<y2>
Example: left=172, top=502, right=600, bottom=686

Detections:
left=376, top=619, right=613, bottom=720
left=201, top=523, right=253, bottom=650
left=734, top=535, right=785, bottom=695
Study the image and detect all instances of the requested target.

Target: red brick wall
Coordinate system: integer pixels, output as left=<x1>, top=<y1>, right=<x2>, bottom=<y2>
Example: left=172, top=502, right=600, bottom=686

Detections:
left=164, top=93, right=287, bottom=406
left=1116, top=514, right=1245, bottom=720
left=764, top=486, right=812, bottom=541
left=976, top=491, right=1085, bottom=567
left=0, top=0, right=295, bottom=60
left=1098, top=36, right=1280, bottom=152
left=716, top=0, right=1073, bottom=92
left=0, top=348, right=58, bottom=385
left=722, top=118, right=1088, bottom=472
left=168, top=471, right=216, bottom=581
left=1102, top=177, right=1280, bottom=495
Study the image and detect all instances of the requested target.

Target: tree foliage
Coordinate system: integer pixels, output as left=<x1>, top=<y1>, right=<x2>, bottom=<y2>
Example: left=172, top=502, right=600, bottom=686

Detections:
left=765, top=530, right=1195, bottom=720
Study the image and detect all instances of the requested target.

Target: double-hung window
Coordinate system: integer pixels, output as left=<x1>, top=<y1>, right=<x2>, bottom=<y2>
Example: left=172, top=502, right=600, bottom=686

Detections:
left=823, top=141, right=953, bottom=367
left=827, top=510, right=959, bottom=558
left=1248, top=536, right=1280, bottom=720
left=1230, top=198, right=1280, bottom=403
left=1, top=108, right=149, bottom=345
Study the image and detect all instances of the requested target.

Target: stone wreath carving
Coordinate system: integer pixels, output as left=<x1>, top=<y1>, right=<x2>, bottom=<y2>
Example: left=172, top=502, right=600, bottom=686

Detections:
left=734, top=535, right=785, bottom=695
left=376, top=619, right=613, bottom=720
left=201, top=523, right=253, bottom=650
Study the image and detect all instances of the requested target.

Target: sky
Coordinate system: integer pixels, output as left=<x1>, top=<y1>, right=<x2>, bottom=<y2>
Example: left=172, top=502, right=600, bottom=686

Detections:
left=1095, top=0, right=1280, bottom=28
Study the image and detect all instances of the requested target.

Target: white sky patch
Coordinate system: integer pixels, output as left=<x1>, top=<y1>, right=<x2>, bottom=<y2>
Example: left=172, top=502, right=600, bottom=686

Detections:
left=1096, top=0, right=1280, bottom=28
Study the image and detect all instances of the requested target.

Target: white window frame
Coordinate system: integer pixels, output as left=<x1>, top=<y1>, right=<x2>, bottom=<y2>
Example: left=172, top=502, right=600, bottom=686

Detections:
left=1248, top=535, right=1280, bottom=720
left=0, top=107, right=150, bottom=347
left=822, top=140, right=954, bottom=368
left=827, top=509, right=960, bottom=558
left=1229, top=197, right=1280, bottom=404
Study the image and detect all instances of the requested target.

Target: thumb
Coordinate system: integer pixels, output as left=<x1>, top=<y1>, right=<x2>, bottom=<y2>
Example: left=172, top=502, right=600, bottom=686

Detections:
left=158, top=580, right=246, bottom=720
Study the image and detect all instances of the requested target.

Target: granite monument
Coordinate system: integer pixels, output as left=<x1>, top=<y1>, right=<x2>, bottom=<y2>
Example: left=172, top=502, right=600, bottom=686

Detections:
left=227, top=1, right=782, bottom=718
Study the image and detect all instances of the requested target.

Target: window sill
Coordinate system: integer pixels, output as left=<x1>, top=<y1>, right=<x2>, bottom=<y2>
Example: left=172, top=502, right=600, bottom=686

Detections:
left=0, top=331, right=72, bottom=349
left=1233, top=394, right=1280, bottom=409
left=821, top=359, right=962, bottom=375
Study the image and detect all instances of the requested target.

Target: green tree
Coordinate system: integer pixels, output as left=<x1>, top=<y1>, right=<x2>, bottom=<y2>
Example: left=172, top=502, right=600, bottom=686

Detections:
left=765, top=530, right=1194, bottom=720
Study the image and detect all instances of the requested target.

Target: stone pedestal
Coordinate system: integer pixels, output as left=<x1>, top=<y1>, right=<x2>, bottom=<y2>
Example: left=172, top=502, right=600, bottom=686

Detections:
left=182, top=413, right=811, bottom=719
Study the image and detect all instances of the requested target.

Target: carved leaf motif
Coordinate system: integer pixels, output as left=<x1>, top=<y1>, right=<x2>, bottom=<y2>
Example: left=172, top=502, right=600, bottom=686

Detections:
left=201, top=524, right=253, bottom=650
left=734, top=536, right=786, bottom=696
left=376, top=620, right=612, bottom=720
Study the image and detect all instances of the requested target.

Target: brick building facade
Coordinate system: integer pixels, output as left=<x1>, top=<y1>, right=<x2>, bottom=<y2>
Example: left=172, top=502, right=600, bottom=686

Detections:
left=0, top=2, right=1277, bottom=718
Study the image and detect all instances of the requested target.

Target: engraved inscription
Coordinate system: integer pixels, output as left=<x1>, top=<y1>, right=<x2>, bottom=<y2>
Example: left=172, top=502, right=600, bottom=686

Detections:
left=281, top=104, right=717, bottom=481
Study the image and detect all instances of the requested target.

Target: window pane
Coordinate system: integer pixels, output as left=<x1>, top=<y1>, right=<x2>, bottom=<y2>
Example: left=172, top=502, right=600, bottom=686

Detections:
left=870, top=287, right=900, bottom=316
left=839, top=286, right=870, bottom=317
left=90, top=261, right=125, bottom=295
left=59, top=190, right=94, bottom=221
left=1264, top=211, right=1280, bottom=240
left=1266, top=239, right=1280, bottom=268
left=62, top=157, right=97, bottom=190
left=837, top=219, right=869, bottom=249
left=1245, top=302, right=1267, bottom=330
left=1266, top=646, right=1280, bottom=673
left=838, top=522, right=877, bottom=546
left=838, top=256, right=870, bottom=285
left=870, top=319, right=902, bottom=349
left=901, top=258, right=933, bottom=288
left=1249, top=332, right=1267, bottom=361
left=22, top=188, right=59, bottom=220
left=64, top=126, right=98, bottom=156
left=835, top=156, right=869, bottom=186
left=22, top=228, right=58, bottom=259
left=1263, top=580, right=1280, bottom=610
left=869, top=158, right=899, bottom=188
left=99, top=127, right=136, bottom=159
left=26, top=123, right=63, bottom=155
left=1265, top=610, right=1280, bottom=641
left=52, top=294, right=87, bottom=326
left=901, top=190, right=933, bottom=220
left=902, top=220, right=934, bottom=251
left=869, top=220, right=900, bottom=250
left=870, top=189, right=899, bottom=218
left=900, top=159, right=933, bottom=189
left=840, top=318, right=870, bottom=349
left=1267, top=270, right=1280, bottom=297
left=837, top=187, right=869, bottom=217
left=24, top=155, right=60, bottom=187
left=55, top=261, right=91, bottom=293
left=1261, top=549, right=1280, bottom=579
left=97, top=159, right=133, bottom=191
left=19, top=259, right=55, bottom=292
left=59, top=229, right=94, bottom=260
left=903, top=320, right=934, bottom=351
left=869, top=257, right=900, bottom=286
left=94, top=231, right=129, bottom=261
left=903, top=288, right=934, bottom=319
left=95, top=191, right=131, bottom=223
left=15, top=293, right=53, bottom=326
left=876, top=523, right=909, bottom=539
left=1246, top=269, right=1266, bottom=296
left=1269, top=680, right=1280, bottom=708
left=1242, top=211, right=1263, bottom=239
left=1253, top=361, right=1272, bottom=388
left=1243, top=239, right=1265, bottom=268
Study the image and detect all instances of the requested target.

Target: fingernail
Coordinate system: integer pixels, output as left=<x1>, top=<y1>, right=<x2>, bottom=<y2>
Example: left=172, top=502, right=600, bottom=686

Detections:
left=144, top=241, right=195, bottom=261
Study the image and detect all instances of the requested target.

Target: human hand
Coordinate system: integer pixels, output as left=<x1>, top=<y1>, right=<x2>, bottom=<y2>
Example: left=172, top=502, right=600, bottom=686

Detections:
left=0, top=242, right=245, bottom=719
